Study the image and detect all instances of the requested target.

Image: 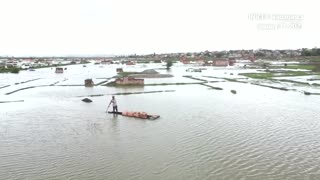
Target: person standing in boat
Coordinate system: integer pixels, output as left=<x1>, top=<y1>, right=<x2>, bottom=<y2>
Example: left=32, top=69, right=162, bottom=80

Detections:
left=108, top=96, right=118, bottom=113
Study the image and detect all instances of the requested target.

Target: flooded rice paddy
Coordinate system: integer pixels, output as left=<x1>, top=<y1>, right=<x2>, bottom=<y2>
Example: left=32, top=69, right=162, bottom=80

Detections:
left=1, top=63, right=320, bottom=179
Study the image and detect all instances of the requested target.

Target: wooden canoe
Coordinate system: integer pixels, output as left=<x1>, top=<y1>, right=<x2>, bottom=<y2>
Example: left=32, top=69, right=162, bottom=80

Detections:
left=107, top=111, right=160, bottom=120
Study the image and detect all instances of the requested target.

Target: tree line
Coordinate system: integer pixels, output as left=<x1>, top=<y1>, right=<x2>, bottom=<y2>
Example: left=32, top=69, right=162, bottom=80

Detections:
left=302, top=48, right=320, bottom=56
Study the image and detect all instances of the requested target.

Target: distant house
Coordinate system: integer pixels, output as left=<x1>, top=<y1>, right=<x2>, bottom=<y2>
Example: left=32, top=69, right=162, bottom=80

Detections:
left=228, top=59, right=236, bottom=66
left=213, top=60, right=229, bottom=66
left=180, top=56, right=190, bottom=64
left=55, top=67, right=64, bottom=73
left=101, top=60, right=113, bottom=65
left=126, top=61, right=135, bottom=65
left=196, top=60, right=205, bottom=65
left=84, top=79, right=94, bottom=87
left=182, top=60, right=190, bottom=64
left=115, top=77, right=144, bottom=85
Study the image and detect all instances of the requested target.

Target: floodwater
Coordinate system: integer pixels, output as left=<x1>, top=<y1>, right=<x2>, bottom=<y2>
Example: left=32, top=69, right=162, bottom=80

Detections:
left=1, top=63, right=320, bottom=180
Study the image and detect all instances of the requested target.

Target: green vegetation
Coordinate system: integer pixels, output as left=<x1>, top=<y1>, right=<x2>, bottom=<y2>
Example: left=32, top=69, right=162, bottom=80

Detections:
left=0, top=67, right=21, bottom=73
left=10, top=67, right=20, bottom=73
left=282, top=56, right=320, bottom=62
left=271, top=65, right=317, bottom=71
left=286, top=65, right=317, bottom=71
left=239, top=73, right=274, bottom=79
left=305, top=57, right=320, bottom=61
left=301, top=48, right=320, bottom=56
left=239, top=71, right=319, bottom=79
left=166, top=60, right=173, bottom=70
left=277, top=79, right=310, bottom=86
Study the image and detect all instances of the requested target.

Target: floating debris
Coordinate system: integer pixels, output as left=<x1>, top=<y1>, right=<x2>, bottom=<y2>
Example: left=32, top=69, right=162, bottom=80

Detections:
left=82, top=98, right=92, bottom=103
left=231, top=90, right=237, bottom=94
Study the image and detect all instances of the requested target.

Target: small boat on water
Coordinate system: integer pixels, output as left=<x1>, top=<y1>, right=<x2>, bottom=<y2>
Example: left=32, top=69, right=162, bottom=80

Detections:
left=108, top=111, right=160, bottom=120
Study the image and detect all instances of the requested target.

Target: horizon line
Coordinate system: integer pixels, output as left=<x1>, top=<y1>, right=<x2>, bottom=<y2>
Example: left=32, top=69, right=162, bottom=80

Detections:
left=0, top=47, right=318, bottom=58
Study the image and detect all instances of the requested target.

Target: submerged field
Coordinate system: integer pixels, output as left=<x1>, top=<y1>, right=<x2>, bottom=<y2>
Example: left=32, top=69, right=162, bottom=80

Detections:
left=1, top=62, right=320, bottom=179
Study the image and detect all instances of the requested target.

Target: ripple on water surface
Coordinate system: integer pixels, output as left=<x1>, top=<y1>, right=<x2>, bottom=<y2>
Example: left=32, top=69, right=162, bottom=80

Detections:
left=1, top=66, right=320, bottom=179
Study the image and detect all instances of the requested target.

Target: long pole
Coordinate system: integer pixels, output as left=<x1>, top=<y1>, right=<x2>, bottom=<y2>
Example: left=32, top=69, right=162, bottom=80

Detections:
left=106, top=103, right=111, bottom=112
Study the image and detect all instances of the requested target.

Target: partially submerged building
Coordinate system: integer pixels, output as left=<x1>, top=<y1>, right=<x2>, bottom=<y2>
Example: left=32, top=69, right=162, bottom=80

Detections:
left=101, top=60, right=113, bottom=65
left=213, top=60, right=229, bottom=66
left=125, top=61, right=135, bottom=65
left=84, top=79, right=94, bottom=87
left=115, top=77, right=144, bottom=85
left=55, top=67, right=64, bottom=73
left=116, top=68, right=123, bottom=73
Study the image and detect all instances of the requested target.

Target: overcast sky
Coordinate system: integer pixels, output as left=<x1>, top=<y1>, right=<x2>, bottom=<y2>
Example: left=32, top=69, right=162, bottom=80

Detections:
left=0, top=0, right=319, bottom=56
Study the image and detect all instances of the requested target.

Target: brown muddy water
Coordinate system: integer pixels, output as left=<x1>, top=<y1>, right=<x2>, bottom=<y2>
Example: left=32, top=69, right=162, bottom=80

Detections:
left=1, top=63, right=320, bottom=179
